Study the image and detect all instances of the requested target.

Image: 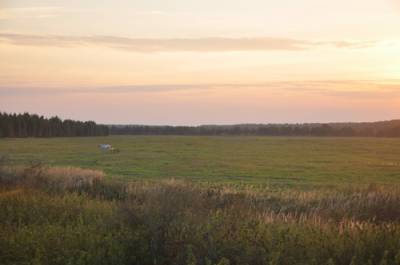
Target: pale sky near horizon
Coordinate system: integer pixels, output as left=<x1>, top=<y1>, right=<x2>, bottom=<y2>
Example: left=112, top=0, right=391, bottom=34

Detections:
left=0, top=0, right=399, bottom=125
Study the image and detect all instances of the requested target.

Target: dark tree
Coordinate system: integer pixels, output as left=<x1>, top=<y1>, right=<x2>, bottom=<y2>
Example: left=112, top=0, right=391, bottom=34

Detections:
left=109, top=120, right=400, bottom=137
left=0, top=112, right=109, bottom=138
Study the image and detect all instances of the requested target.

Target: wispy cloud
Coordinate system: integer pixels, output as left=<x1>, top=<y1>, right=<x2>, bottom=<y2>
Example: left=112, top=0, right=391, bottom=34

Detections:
left=0, top=7, right=69, bottom=20
left=1, top=80, right=399, bottom=98
left=0, top=33, right=376, bottom=52
left=270, top=80, right=400, bottom=99
left=0, top=84, right=212, bottom=97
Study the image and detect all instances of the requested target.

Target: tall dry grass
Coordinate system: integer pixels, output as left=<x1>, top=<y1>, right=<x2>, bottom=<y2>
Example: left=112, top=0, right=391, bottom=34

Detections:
left=2, top=162, right=400, bottom=264
left=0, top=163, right=104, bottom=190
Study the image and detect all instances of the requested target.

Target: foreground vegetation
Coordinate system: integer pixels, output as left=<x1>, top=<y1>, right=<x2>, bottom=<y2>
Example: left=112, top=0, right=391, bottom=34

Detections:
left=1, top=162, right=400, bottom=265
left=1, top=136, right=400, bottom=186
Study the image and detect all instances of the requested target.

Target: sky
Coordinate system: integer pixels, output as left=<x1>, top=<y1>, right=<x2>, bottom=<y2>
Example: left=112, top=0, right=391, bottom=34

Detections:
left=0, top=0, right=399, bottom=125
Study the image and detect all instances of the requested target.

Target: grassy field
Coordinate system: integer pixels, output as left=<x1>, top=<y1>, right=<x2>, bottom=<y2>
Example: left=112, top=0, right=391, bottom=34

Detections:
left=1, top=136, right=400, bottom=186
left=2, top=136, right=400, bottom=264
left=2, top=164, right=400, bottom=265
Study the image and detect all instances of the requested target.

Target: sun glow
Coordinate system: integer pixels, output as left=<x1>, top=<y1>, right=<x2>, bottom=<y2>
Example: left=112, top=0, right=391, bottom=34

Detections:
left=1, top=0, right=400, bottom=123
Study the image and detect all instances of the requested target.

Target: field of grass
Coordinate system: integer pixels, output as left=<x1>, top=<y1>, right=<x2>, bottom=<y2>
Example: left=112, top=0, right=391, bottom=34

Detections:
left=1, top=136, right=400, bottom=186
left=1, top=164, right=400, bottom=265
left=2, top=136, right=400, bottom=264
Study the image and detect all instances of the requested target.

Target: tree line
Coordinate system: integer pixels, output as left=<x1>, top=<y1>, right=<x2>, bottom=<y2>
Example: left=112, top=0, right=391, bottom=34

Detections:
left=110, top=120, right=400, bottom=137
left=2, top=111, right=400, bottom=138
left=0, top=112, right=109, bottom=137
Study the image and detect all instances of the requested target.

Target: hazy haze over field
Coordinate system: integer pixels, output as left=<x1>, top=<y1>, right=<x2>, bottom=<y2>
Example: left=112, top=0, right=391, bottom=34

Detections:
left=1, top=0, right=400, bottom=124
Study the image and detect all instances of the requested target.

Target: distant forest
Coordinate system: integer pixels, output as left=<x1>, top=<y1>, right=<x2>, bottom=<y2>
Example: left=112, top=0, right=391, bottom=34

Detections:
left=0, top=112, right=109, bottom=137
left=110, top=120, right=400, bottom=137
left=2, top=112, right=400, bottom=138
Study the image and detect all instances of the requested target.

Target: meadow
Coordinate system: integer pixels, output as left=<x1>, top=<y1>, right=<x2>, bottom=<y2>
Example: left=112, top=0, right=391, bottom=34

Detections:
left=1, top=136, right=400, bottom=186
left=1, top=136, right=400, bottom=264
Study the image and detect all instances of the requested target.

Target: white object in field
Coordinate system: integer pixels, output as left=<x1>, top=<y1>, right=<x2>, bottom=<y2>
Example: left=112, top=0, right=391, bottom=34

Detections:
left=99, top=144, right=112, bottom=151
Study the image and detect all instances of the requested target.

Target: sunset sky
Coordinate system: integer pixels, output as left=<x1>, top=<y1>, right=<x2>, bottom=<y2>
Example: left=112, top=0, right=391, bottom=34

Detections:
left=1, top=0, right=399, bottom=124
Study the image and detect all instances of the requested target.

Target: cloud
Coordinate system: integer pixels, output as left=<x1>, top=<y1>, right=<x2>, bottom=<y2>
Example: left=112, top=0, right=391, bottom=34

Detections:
left=1, top=80, right=399, bottom=98
left=0, top=84, right=213, bottom=97
left=0, top=84, right=214, bottom=97
left=0, top=33, right=375, bottom=52
left=319, top=41, right=376, bottom=49
left=270, top=80, right=400, bottom=99
left=0, top=7, right=67, bottom=20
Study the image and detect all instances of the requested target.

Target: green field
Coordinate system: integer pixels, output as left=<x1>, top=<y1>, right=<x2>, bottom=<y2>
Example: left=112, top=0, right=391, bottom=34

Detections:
left=1, top=136, right=400, bottom=186
left=2, top=136, right=400, bottom=264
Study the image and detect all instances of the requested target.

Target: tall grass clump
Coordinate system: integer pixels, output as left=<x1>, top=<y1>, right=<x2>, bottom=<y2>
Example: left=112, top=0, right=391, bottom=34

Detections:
left=1, top=162, right=400, bottom=264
